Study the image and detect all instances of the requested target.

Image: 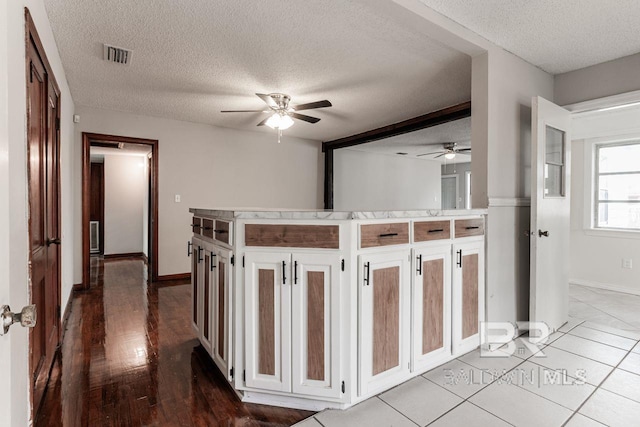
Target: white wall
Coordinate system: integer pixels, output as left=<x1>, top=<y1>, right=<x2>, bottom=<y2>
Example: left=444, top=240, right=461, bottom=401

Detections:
left=2, top=0, right=76, bottom=425
left=570, top=107, right=640, bottom=294
left=103, top=154, right=147, bottom=255
left=74, top=106, right=323, bottom=279
left=481, top=48, right=554, bottom=326
left=334, top=149, right=441, bottom=211
left=441, top=162, right=471, bottom=209
left=555, top=52, right=640, bottom=107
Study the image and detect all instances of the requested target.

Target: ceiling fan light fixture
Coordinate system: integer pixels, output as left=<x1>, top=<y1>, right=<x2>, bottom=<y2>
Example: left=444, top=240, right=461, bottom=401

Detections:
left=265, top=112, right=294, bottom=130
left=444, top=152, right=456, bottom=160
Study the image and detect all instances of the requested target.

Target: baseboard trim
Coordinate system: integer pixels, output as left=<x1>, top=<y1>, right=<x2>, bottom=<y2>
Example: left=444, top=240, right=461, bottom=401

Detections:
left=570, top=278, right=640, bottom=296
left=104, top=252, right=145, bottom=260
left=72, top=283, right=84, bottom=292
left=156, top=273, right=191, bottom=282
left=60, top=290, right=74, bottom=343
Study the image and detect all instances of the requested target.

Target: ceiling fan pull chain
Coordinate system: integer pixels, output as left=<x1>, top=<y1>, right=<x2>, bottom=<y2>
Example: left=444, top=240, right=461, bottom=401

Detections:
left=278, top=128, right=282, bottom=144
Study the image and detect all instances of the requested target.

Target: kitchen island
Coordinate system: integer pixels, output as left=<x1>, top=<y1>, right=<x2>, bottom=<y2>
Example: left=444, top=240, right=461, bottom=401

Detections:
left=188, top=208, right=487, bottom=410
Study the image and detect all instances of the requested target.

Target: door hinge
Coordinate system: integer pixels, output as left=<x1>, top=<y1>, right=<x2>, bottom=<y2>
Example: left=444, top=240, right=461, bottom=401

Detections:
left=243, top=370, right=246, bottom=382
left=341, top=259, right=345, bottom=271
left=242, top=255, right=245, bottom=268
left=341, top=381, right=345, bottom=393
left=29, top=63, right=33, bottom=83
left=55, top=117, right=61, bottom=130
left=230, top=367, right=234, bottom=379
left=57, top=305, right=61, bottom=319
left=231, top=255, right=235, bottom=266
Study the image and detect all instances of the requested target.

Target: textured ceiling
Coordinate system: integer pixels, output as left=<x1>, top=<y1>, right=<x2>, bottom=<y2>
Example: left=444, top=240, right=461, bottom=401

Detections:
left=350, top=117, right=471, bottom=163
left=44, top=0, right=471, bottom=141
left=419, top=0, right=640, bottom=74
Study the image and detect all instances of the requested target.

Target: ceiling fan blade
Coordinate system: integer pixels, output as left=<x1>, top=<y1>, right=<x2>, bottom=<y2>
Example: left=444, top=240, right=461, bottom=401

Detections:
left=290, top=112, right=320, bottom=124
left=292, top=100, right=332, bottom=111
left=256, top=93, right=278, bottom=109
left=416, top=151, right=445, bottom=157
left=256, top=116, right=270, bottom=126
left=221, top=110, right=269, bottom=113
left=434, top=153, right=446, bottom=158
left=457, top=148, right=472, bottom=152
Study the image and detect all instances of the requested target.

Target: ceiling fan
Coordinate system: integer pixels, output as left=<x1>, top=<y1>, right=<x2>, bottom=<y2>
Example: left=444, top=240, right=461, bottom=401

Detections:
left=416, top=142, right=471, bottom=159
left=221, top=93, right=332, bottom=131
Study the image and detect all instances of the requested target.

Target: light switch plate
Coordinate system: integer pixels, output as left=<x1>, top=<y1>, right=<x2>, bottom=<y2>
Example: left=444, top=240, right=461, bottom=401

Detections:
left=174, top=194, right=181, bottom=203
left=622, top=258, right=633, bottom=269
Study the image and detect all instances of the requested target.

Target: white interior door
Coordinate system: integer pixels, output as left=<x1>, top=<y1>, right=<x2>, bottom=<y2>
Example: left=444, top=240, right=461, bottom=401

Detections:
left=530, top=96, right=572, bottom=332
left=441, top=175, right=458, bottom=209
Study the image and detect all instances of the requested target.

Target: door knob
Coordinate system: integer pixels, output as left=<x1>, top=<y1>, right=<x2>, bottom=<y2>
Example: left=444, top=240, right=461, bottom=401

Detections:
left=1, top=305, right=37, bottom=336
left=46, top=237, right=61, bottom=246
left=538, top=230, right=549, bottom=237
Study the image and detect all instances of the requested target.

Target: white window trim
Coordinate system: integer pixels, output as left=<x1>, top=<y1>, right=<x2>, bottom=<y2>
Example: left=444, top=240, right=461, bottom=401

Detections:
left=583, top=132, right=640, bottom=237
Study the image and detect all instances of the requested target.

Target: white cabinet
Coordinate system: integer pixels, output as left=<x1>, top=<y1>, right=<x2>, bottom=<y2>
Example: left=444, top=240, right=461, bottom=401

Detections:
left=245, top=251, right=342, bottom=398
left=291, top=253, right=342, bottom=399
left=412, top=245, right=452, bottom=372
left=452, top=240, right=485, bottom=356
left=207, top=244, right=233, bottom=380
left=245, top=252, right=291, bottom=392
left=358, top=250, right=411, bottom=396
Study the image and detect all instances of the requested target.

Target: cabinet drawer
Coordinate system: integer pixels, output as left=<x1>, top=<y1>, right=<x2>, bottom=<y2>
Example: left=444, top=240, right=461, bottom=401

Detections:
left=202, top=219, right=214, bottom=239
left=192, top=217, right=202, bottom=235
left=413, top=220, right=451, bottom=242
left=454, top=218, right=484, bottom=238
left=360, top=222, right=409, bottom=248
left=245, top=224, right=339, bottom=249
left=215, top=220, right=232, bottom=244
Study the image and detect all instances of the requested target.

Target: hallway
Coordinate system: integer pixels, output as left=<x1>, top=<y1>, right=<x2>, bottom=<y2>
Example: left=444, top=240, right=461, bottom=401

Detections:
left=35, top=258, right=312, bottom=426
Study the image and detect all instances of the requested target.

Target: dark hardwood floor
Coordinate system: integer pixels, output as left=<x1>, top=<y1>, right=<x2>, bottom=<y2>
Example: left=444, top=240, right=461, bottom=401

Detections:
left=36, top=257, right=313, bottom=426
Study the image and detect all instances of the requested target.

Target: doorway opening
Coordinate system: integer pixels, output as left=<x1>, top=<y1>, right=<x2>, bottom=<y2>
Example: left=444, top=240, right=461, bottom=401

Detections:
left=82, top=133, right=159, bottom=288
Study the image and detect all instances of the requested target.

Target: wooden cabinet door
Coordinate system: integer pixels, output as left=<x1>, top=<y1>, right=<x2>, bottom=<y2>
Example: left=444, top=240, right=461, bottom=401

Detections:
left=412, top=245, right=451, bottom=372
left=359, top=251, right=410, bottom=396
left=291, top=253, right=341, bottom=398
left=199, top=243, right=214, bottom=355
left=452, top=241, right=485, bottom=356
left=212, top=247, right=233, bottom=381
left=245, top=252, right=292, bottom=393
left=191, top=237, right=205, bottom=335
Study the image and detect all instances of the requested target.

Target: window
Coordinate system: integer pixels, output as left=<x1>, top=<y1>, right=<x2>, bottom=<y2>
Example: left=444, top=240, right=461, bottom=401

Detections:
left=594, top=141, right=640, bottom=230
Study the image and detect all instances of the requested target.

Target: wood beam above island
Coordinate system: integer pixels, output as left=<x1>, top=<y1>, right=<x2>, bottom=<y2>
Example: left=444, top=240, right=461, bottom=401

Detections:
left=188, top=208, right=486, bottom=410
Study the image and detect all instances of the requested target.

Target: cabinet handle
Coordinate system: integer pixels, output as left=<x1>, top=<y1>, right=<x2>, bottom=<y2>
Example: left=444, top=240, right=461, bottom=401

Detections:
left=191, top=224, right=201, bottom=229
left=456, top=249, right=462, bottom=268
left=282, top=261, right=287, bottom=285
left=465, top=226, right=480, bottom=230
left=417, top=254, right=422, bottom=275
left=214, top=229, right=229, bottom=234
left=428, top=229, right=444, bottom=233
left=294, top=261, right=298, bottom=285
left=210, top=252, right=216, bottom=271
left=202, top=226, right=213, bottom=231
left=364, top=262, right=370, bottom=286
left=198, top=246, right=203, bottom=263
left=379, top=233, right=398, bottom=238
left=187, top=241, right=192, bottom=257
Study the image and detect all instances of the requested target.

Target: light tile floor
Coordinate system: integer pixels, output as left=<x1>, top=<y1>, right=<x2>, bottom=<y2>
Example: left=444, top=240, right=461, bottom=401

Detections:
left=295, top=285, right=640, bottom=427
left=568, top=284, right=640, bottom=332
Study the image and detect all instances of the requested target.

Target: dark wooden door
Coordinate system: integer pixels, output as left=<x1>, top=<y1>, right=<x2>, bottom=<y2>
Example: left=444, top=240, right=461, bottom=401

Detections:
left=27, top=33, right=61, bottom=415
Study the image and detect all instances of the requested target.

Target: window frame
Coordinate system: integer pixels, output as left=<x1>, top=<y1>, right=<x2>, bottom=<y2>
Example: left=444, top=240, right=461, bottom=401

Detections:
left=591, top=138, right=640, bottom=232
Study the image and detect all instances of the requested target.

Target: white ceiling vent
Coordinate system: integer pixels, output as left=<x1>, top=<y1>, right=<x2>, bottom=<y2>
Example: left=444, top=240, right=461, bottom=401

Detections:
left=103, top=44, right=132, bottom=65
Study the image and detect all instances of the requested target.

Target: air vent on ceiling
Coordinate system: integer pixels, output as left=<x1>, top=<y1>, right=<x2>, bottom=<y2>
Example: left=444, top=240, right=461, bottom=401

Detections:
left=103, top=44, right=132, bottom=65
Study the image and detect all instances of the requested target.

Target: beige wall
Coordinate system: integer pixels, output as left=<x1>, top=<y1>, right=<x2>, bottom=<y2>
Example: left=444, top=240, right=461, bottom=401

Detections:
left=334, top=149, right=442, bottom=211
left=1, top=0, right=76, bottom=424
left=102, top=154, right=148, bottom=255
left=73, top=106, right=324, bottom=279
left=555, top=52, right=640, bottom=107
